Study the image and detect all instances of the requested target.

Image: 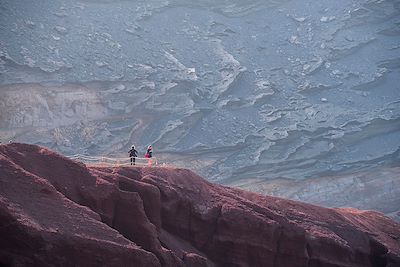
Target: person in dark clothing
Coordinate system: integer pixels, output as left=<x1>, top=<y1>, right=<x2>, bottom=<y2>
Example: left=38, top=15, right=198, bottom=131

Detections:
left=128, top=145, right=138, bottom=165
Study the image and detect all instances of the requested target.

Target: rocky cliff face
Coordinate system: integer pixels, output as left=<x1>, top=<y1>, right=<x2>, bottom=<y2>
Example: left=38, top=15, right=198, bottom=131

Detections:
left=231, top=166, right=400, bottom=222
left=1, top=143, right=399, bottom=267
left=1, top=0, right=399, bottom=183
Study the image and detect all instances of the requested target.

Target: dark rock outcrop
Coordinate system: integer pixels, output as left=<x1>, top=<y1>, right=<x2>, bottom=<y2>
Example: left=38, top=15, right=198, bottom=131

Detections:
left=1, top=143, right=399, bottom=267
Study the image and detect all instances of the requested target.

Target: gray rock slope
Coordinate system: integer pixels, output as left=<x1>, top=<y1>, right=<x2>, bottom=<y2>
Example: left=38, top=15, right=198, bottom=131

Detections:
left=0, top=0, right=399, bottom=188
left=232, top=166, right=400, bottom=222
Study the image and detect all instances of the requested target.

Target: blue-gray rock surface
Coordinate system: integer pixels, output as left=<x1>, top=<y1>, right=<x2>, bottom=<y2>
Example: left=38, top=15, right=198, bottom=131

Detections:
left=0, top=0, right=399, bottom=217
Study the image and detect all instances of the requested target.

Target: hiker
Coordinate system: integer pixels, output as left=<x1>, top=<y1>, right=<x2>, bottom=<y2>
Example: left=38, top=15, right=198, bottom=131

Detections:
left=128, top=145, right=138, bottom=165
left=144, top=145, right=153, bottom=166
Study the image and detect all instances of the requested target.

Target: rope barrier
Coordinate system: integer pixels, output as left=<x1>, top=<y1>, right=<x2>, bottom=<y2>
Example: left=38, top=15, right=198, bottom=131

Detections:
left=66, top=154, right=159, bottom=167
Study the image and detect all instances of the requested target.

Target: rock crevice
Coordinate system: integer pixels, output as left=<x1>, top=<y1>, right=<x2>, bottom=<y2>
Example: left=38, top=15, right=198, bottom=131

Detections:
left=0, top=143, right=399, bottom=267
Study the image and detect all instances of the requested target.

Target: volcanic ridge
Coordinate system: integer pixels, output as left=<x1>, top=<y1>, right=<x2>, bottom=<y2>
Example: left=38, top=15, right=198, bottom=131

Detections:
left=0, top=143, right=399, bottom=267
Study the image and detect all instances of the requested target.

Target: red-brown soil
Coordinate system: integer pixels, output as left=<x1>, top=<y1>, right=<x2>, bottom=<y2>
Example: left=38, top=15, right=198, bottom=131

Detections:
left=0, top=143, right=399, bottom=267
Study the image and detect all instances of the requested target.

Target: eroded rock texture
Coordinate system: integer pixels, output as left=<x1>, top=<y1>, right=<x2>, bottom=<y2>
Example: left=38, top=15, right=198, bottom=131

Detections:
left=0, top=143, right=399, bottom=267
left=233, top=167, right=400, bottom=222
left=0, top=0, right=399, bottom=183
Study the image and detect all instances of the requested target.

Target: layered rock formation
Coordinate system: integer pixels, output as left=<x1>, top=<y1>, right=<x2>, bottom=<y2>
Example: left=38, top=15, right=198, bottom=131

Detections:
left=231, top=166, right=400, bottom=222
left=1, top=143, right=399, bottom=267
left=0, top=0, right=399, bottom=183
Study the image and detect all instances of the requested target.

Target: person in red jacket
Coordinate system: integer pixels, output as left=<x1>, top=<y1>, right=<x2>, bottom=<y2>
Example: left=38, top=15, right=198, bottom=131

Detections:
left=145, top=145, right=153, bottom=166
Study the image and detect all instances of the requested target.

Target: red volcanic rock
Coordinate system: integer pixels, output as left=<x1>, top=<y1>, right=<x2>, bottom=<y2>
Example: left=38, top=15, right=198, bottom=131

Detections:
left=0, top=146, right=159, bottom=267
left=1, top=143, right=399, bottom=267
